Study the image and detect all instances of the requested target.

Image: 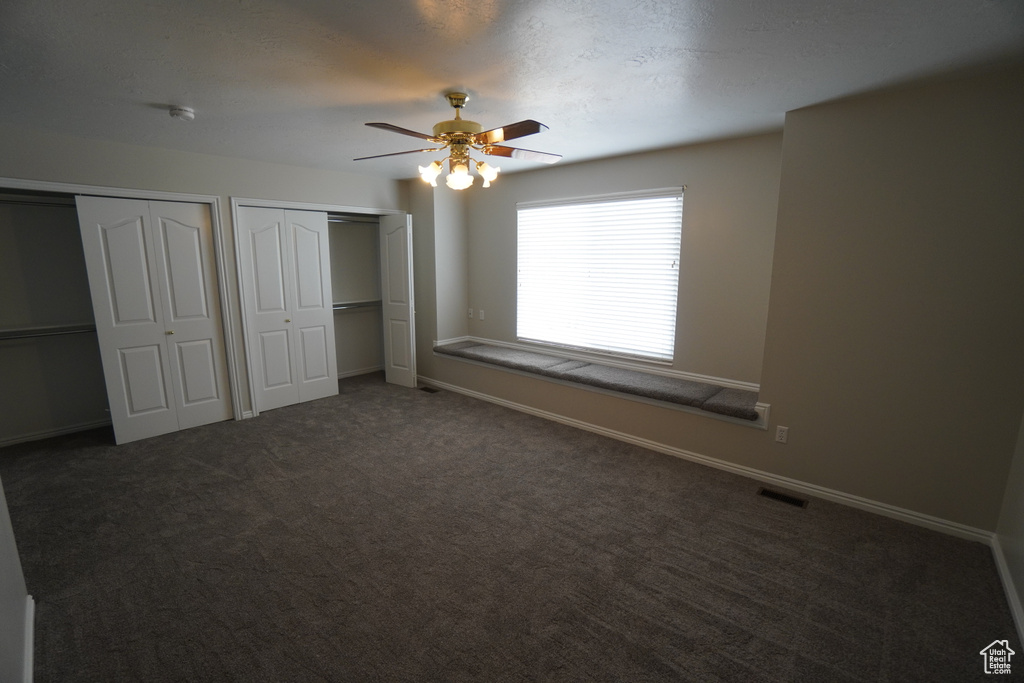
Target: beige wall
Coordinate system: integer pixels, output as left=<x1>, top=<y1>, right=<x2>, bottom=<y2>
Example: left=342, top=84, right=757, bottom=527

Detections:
left=409, top=180, right=471, bottom=381
left=415, top=63, right=1024, bottom=531
left=433, top=187, right=469, bottom=344
left=460, top=132, right=783, bottom=384
left=761, top=64, right=1024, bottom=529
left=0, top=122, right=403, bottom=414
left=0, top=123, right=402, bottom=211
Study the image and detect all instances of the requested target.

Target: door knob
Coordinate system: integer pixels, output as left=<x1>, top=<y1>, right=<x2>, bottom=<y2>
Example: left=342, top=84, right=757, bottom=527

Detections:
left=166, top=330, right=175, bottom=335
left=285, top=318, right=291, bottom=323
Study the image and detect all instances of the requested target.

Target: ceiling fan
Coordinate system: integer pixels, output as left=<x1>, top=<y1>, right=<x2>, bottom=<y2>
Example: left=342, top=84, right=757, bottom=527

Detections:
left=354, top=92, right=561, bottom=189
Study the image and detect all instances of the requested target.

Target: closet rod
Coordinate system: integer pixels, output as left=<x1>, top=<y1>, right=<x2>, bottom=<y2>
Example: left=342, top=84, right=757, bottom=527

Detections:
left=0, top=198, right=77, bottom=208
left=0, top=193, right=76, bottom=208
left=0, top=324, right=97, bottom=341
left=327, top=216, right=378, bottom=224
left=332, top=300, right=382, bottom=311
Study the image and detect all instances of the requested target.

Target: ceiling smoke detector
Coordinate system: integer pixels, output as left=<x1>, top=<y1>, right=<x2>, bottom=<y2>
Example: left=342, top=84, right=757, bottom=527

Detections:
left=169, top=106, right=195, bottom=122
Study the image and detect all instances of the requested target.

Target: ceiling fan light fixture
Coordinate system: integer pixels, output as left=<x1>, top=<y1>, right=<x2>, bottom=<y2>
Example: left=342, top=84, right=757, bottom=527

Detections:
left=418, top=161, right=442, bottom=186
left=476, top=161, right=500, bottom=187
left=445, top=162, right=474, bottom=190
left=356, top=90, right=560, bottom=189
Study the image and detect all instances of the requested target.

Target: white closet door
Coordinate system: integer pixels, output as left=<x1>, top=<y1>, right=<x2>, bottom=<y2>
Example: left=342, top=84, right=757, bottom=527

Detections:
left=238, top=207, right=337, bottom=413
left=379, top=214, right=416, bottom=388
left=77, top=196, right=179, bottom=444
left=288, top=210, right=337, bottom=402
left=149, top=201, right=233, bottom=430
left=238, top=206, right=300, bottom=412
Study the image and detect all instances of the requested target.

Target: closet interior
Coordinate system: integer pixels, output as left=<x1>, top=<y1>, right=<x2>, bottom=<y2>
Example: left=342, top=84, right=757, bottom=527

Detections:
left=0, top=196, right=389, bottom=445
left=328, top=213, right=384, bottom=378
left=0, top=190, right=108, bottom=446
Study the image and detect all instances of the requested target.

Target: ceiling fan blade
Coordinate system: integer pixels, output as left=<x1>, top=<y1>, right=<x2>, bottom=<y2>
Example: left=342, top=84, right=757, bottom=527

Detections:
left=477, top=120, right=549, bottom=145
left=365, top=122, right=436, bottom=141
left=353, top=148, right=444, bottom=161
left=483, top=145, right=562, bottom=164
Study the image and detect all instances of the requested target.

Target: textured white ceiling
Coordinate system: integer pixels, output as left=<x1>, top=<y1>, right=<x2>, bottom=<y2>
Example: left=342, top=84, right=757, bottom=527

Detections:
left=1, top=0, right=1022, bottom=180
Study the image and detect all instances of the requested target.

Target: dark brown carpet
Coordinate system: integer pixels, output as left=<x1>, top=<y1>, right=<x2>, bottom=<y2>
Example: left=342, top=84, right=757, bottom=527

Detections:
left=0, top=372, right=1019, bottom=681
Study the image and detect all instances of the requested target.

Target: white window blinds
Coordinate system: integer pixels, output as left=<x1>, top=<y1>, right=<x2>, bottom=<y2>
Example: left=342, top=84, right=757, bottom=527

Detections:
left=517, top=188, right=683, bottom=361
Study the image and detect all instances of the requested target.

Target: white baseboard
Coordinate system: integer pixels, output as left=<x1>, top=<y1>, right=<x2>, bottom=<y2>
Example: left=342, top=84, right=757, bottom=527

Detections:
left=421, top=377, right=991, bottom=544
left=992, top=536, right=1024, bottom=646
left=338, top=366, right=384, bottom=379
left=22, top=594, right=34, bottom=683
left=0, top=419, right=112, bottom=449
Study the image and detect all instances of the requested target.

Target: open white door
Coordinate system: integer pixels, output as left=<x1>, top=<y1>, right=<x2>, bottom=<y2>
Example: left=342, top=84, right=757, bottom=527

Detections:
left=379, top=214, right=416, bottom=388
left=77, top=196, right=231, bottom=444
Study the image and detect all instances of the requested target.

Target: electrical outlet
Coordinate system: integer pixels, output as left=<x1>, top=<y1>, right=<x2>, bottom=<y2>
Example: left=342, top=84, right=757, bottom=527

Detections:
left=468, top=308, right=473, bottom=319
left=478, top=309, right=485, bottom=320
left=775, top=426, right=789, bottom=444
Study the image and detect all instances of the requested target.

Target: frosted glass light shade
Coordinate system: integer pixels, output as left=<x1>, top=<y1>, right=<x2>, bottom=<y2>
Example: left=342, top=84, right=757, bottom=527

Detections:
left=445, top=163, right=474, bottom=190
left=418, top=161, right=442, bottom=186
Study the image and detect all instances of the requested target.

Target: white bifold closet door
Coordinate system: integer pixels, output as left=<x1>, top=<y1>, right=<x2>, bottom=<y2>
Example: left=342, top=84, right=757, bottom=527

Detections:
left=76, top=196, right=233, bottom=444
left=379, top=213, right=416, bottom=388
left=237, top=207, right=338, bottom=413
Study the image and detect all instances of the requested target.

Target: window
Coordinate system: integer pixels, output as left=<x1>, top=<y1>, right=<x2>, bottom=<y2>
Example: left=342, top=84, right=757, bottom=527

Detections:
left=517, top=188, right=683, bottom=361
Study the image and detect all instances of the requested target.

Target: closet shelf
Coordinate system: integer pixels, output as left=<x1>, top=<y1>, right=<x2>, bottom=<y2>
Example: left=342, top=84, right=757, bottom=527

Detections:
left=0, top=323, right=97, bottom=341
left=332, top=300, right=382, bottom=311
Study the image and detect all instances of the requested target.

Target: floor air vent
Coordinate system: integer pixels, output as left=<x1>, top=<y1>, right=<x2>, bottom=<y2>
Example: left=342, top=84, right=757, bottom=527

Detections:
left=757, top=487, right=808, bottom=508
left=419, top=386, right=440, bottom=394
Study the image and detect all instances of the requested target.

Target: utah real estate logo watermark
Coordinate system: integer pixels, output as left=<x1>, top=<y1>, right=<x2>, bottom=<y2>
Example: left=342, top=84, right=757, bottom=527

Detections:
left=979, top=640, right=1014, bottom=675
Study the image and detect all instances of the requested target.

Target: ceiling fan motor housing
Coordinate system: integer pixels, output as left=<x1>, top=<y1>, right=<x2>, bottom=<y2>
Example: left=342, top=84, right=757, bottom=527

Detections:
left=433, top=91, right=482, bottom=140
left=432, top=118, right=482, bottom=139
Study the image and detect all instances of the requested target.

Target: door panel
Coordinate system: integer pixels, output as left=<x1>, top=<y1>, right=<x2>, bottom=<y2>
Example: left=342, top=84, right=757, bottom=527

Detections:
left=238, top=207, right=300, bottom=412
left=386, top=320, right=412, bottom=371
left=380, top=214, right=416, bottom=388
left=159, top=217, right=208, bottom=320
left=120, top=345, right=171, bottom=414
left=287, top=210, right=337, bottom=403
left=385, top=228, right=409, bottom=306
left=299, top=326, right=329, bottom=381
left=78, top=196, right=179, bottom=443
left=259, top=330, right=293, bottom=388
left=252, top=223, right=288, bottom=312
left=102, top=217, right=158, bottom=325
left=149, top=201, right=232, bottom=430
left=175, top=339, right=219, bottom=405
left=78, top=196, right=232, bottom=443
left=293, top=223, right=324, bottom=310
